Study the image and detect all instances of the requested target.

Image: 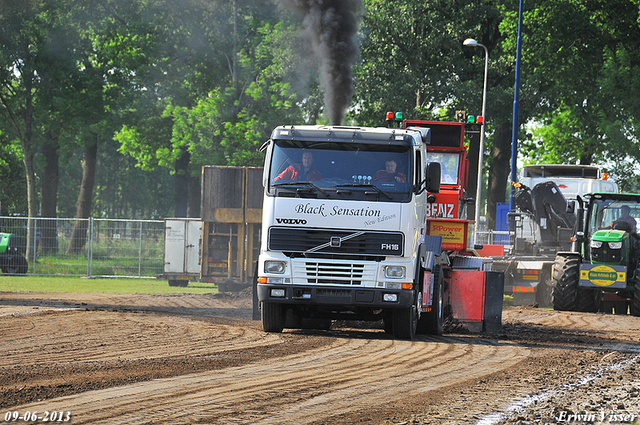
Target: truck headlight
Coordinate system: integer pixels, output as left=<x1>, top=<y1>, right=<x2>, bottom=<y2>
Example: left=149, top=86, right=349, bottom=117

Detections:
left=590, top=240, right=603, bottom=249
left=384, top=266, right=405, bottom=279
left=264, top=261, right=286, bottom=274
left=609, top=241, right=623, bottom=250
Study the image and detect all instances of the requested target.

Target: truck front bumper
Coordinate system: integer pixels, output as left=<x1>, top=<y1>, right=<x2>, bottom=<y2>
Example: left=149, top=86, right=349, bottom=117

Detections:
left=257, top=284, right=415, bottom=309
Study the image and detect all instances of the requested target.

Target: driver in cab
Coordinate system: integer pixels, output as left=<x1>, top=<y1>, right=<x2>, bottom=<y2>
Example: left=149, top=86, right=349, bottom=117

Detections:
left=373, top=159, right=406, bottom=183
left=274, top=151, right=322, bottom=181
left=614, top=205, right=637, bottom=234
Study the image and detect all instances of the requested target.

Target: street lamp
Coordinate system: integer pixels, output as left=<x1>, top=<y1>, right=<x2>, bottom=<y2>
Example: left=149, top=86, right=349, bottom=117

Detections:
left=463, top=38, right=488, bottom=244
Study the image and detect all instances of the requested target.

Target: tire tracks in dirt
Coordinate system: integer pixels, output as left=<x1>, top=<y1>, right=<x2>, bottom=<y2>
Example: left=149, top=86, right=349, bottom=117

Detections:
left=7, top=331, right=529, bottom=424
left=1, top=310, right=280, bottom=368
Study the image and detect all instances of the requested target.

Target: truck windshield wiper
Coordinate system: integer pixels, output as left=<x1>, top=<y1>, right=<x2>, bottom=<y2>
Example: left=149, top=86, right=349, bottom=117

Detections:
left=333, top=184, right=392, bottom=200
left=272, top=181, right=329, bottom=196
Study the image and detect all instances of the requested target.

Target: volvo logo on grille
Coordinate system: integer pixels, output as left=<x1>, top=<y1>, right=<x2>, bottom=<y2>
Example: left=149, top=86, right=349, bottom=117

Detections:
left=330, top=237, right=342, bottom=247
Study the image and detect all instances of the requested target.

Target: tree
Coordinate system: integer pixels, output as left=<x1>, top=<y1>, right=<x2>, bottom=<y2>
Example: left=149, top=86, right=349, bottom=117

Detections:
left=515, top=0, right=640, bottom=176
left=117, top=1, right=311, bottom=218
left=354, top=0, right=516, bottom=228
left=0, top=138, right=27, bottom=216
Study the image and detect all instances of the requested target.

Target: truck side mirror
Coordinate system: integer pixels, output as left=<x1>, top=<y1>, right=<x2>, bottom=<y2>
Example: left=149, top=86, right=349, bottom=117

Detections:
left=566, top=200, right=575, bottom=214
left=426, top=162, right=441, bottom=193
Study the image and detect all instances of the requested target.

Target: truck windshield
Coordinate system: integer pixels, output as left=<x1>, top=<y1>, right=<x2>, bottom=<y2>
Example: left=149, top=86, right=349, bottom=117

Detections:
left=268, top=140, right=412, bottom=202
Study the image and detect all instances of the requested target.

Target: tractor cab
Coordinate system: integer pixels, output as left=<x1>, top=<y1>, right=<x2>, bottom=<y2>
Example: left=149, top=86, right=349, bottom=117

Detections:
left=585, top=195, right=640, bottom=267
left=551, top=192, right=640, bottom=315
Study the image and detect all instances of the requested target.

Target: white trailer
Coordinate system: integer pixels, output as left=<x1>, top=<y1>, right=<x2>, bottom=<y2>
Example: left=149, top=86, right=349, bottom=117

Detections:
left=163, top=218, right=202, bottom=287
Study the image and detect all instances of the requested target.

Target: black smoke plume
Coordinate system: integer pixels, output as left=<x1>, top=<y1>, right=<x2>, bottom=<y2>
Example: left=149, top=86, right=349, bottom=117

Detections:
left=279, top=0, right=364, bottom=125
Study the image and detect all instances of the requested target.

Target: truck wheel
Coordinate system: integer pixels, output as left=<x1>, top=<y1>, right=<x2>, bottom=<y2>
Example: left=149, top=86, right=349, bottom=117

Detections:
left=551, top=255, right=580, bottom=311
left=261, top=301, right=286, bottom=333
left=417, top=265, right=443, bottom=335
left=393, top=304, right=417, bottom=340
left=535, top=269, right=552, bottom=309
left=2, top=255, right=28, bottom=275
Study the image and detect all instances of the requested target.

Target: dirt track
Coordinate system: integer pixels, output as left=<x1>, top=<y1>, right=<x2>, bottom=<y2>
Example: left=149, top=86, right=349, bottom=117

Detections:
left=2, top=291, right=640, bottom=424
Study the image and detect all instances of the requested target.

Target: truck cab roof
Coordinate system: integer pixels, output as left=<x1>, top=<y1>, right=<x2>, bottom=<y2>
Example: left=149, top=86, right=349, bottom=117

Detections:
left=270, top=125, right=427, bottom=146
left=521, top=164, right=602, bottom=179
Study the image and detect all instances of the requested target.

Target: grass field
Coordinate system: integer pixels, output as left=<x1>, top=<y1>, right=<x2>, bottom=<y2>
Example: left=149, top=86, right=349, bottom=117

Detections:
left=0, top=275, right=219, bottom=294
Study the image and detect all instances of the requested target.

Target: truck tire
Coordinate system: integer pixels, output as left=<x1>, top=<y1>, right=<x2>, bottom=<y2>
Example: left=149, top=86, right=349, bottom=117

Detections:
left=393, top=304, right=417, bottom=340
left=2, top=255, right=28, bottom=275
left=551, top=255, right=580, bottom=311
left=535, top=269, right=552, bottom=309
left=261, top=301, right=286, bottom=333
left=417, top=265, right=443, bottom=336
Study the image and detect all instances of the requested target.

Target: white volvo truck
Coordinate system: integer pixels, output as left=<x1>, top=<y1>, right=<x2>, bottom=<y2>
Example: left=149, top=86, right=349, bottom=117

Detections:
left=256, top=124, right=503, bottom=339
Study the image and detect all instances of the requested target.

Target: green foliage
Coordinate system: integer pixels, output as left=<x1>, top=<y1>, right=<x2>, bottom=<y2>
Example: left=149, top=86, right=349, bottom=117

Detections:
left=4, top=0, right=640, bottom=221
left=354, top=0, right=505, bottom=126
left=607, top=162, right=640, bottom=194
left=515, top=0, right=640, bottom=173
left=0, top=139, right=27, bottom=215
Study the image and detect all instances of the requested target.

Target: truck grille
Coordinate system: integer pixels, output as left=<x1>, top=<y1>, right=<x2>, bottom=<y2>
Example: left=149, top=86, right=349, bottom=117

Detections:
left=292, top=261, right=377, bottom=285
left=268, top=227, right=404, bottom=257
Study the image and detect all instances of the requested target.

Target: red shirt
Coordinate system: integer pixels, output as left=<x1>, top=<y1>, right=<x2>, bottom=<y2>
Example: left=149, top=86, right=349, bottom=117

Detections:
left=275, top=164, right=323, bottom=181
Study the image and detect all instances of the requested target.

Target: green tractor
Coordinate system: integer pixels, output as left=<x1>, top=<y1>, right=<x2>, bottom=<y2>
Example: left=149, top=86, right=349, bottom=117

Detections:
left=551, top=193, right=640, bottom=315
left=0, top=233, right=28, bottom=274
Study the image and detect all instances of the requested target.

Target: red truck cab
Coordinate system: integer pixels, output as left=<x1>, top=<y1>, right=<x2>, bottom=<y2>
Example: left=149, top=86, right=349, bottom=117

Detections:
left=403, top=119, right=470, bottom=220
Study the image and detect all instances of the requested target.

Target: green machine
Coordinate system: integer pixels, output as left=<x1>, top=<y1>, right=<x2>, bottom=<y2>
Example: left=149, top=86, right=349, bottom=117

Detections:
left=551, top=193, right=640, bottom=315
left=0, top=233, right=28, bottom=274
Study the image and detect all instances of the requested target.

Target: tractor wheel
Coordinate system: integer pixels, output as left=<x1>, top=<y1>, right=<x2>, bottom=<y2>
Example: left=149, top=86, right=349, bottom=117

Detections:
left=261, top=301, right=286, bottom=333
left=2, top=255, right=28, bottom=275
left=551, top=255, right=580, bottom=311
left=632, top=270, right=640, bottom=317
left=417, top=265, right=444, bottom=336
left=577, top=288, right=600, bottom=312
left=393, top=304, right=417, bottom=340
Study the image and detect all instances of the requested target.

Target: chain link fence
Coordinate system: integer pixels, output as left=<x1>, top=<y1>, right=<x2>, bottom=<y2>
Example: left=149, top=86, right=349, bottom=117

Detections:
left=0, top=216, right=164, bottom=278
